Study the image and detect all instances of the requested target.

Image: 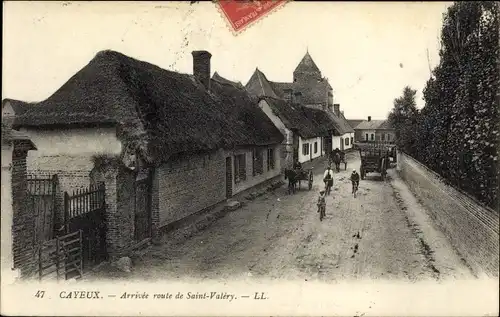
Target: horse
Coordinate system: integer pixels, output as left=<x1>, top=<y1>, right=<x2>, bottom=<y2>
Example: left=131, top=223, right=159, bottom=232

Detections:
left=284, top=168, right=298, bottom=195
left=332, top=152, right=342, bottom=172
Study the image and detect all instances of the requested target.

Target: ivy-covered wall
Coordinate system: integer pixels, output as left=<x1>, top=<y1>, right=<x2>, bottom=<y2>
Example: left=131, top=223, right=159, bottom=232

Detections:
left=394, top=2, right=499, bottom=210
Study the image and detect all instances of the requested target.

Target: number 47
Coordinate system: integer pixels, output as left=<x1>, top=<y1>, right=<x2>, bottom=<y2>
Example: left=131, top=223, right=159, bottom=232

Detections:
left=35, top=290, right=45, bottom=298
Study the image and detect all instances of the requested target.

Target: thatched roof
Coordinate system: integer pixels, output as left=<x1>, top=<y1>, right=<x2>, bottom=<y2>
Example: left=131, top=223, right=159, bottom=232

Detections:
left=209, top=73, right=284, bottom=146
left=3, top=50, right=283, bottom=161
left=329, top=110, right=355, bottom=134
left=306, top=108, right=341, bottom=136
left=260, top=97, right=334, bottom=139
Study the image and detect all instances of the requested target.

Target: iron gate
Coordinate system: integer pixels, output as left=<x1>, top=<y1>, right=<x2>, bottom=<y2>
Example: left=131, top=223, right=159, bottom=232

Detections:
left=64, top=183, right=107, bottom=272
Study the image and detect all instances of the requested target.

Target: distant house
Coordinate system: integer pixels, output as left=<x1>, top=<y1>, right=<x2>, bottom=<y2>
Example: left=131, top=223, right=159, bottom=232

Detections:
left=354, top=116, right=395, bottom=143
left=3, top=50, right=284, bottom=260
left=246, top=51, right=355, bottom=154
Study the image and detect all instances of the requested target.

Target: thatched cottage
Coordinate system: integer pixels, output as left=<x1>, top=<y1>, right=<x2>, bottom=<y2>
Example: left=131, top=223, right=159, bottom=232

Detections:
left=2, top=50, right=284, bottom=259
left=245, top=52, right=355, bottom=156
left=258, top=96, right=337, bottom=168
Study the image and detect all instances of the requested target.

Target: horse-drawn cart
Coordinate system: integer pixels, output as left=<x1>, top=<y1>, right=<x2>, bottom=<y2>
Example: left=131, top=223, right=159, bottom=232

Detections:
left=330, top=149, right=347, bottom=172
left=285, top=167, right=313, bottom=194
left=358, top=143, right=391, bottom=180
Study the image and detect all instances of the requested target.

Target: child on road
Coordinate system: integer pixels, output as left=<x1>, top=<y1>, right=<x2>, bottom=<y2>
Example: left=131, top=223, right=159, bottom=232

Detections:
left=317, top=190, right=326, bottom=211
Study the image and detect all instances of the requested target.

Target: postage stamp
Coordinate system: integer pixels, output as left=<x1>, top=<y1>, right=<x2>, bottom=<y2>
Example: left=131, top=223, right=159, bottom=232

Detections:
left=216, top=0, right=289, bottom=33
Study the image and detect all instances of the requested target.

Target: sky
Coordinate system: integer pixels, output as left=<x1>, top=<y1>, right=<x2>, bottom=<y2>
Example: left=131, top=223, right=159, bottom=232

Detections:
left=3, top=1, right=451, bottom=120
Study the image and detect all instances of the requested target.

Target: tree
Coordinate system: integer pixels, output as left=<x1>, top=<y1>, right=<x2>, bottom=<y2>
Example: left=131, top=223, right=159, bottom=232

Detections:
left=388, top=86, right=419, bottom=154
left=418, top=1, right=499, bottom=209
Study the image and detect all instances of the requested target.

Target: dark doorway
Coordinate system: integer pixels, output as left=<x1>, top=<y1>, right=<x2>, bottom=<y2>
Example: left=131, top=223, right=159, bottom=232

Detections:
left=225, top=157, right=232, bottom=199
left=134, top=170, right=152, bottom=242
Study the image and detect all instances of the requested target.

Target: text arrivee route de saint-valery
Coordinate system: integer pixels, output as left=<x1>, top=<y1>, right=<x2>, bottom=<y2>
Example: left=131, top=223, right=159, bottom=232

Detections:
left=35, top=290, right=268, bottom=302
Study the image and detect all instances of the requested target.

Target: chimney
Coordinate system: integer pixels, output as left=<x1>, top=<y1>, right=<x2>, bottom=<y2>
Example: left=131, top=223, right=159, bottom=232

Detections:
left=293, top=91, right=302, bottom=105
left=333, top=104, right=340, bottom=116
left=192, top=50, right=212, bottom=90
left=283, top=88, right=293, bottom=103
left=368, top=116, right=372, bottom=122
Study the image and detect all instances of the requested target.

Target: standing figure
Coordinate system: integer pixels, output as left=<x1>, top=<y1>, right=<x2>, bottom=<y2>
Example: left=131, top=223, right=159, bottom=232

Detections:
left=323, top=166, right=334, bottom=195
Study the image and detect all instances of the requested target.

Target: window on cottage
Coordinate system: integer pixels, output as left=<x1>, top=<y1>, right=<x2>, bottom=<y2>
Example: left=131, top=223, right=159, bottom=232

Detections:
left=370, top=134, right=374, bottom=141
left=302, top=143, right=309, bottom=156
left=365, top=134, right=369, bottom=141
left=252, top=149, right=263, bottom=176
left=234, top=154, right=246, bottom=183
left=381, top=133, right=386, bottom=141
left=267, top=148, right=275, bottom=171
left=314, top=142, right=318, bottom=154
left=350, top=137, right=354, bottom=145
left=345, top=138, right=349, bottom=146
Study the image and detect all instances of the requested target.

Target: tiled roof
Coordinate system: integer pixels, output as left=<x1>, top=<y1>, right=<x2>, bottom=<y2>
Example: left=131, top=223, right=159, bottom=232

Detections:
left=355, top=120, right=387, bottom=130
left=347, top=119, right=364, bottom=129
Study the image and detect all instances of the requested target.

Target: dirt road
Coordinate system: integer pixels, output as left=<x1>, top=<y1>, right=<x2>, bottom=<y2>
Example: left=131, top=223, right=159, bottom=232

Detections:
left=91, top=152, right=473, bottom=282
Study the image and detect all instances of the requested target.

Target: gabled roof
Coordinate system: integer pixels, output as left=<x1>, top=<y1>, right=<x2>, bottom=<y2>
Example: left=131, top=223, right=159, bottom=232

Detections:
left=355, top=120, right=388, bottom=130
left=261, top=96, right=329, bottom=139
left=245, top=68, right=280, bottom=99
left=212, top=72, right=244, bottom=89
left=294, top=52, right=321, bottom=75
left=3, top=50, right=283, bottom=161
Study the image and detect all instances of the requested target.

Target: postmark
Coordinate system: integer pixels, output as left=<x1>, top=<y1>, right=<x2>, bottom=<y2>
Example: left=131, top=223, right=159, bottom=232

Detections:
left=216, top=0, right=289, bottom=34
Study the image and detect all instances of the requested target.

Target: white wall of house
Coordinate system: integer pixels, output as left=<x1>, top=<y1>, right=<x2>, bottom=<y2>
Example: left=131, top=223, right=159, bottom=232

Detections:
left=342, top=132, right=355, bottom=150
left=1, top=143, right=18, bottom=283
left=19, top=127, right=122, bottom=192
left=298, top=136, right=322, bottom=163
left=332, top=136, right=342, bottom=151
left=258, top=100, right=293, bottom=170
